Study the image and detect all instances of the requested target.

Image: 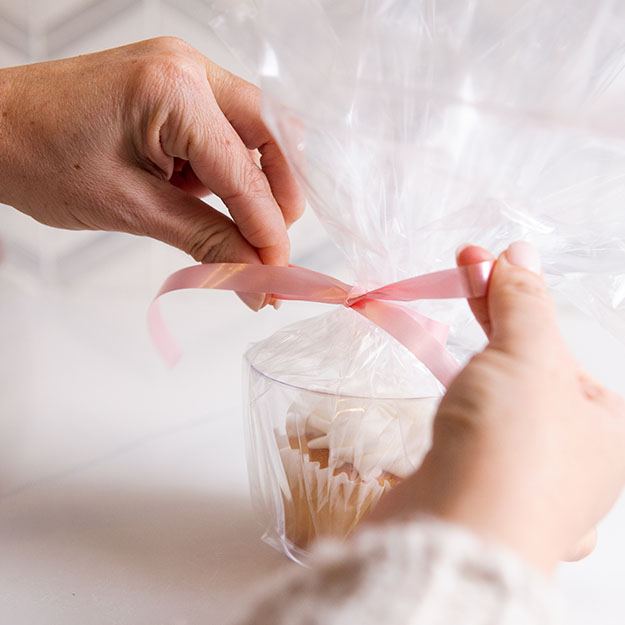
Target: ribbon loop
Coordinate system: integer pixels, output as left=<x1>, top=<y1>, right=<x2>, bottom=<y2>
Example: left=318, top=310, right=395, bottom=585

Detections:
left=149, top=261, right=494, bottom=388
left=363, top=261, right=493, bottom=301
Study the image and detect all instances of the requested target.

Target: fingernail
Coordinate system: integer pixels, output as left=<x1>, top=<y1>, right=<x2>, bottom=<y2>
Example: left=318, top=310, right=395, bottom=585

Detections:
left=505, top=241, right=542, bottom=275
left=455, top=244, right=471, bottom=259
left=266, top=296, right=282, bottom=310
left=238, top=292, right=266, bottom=312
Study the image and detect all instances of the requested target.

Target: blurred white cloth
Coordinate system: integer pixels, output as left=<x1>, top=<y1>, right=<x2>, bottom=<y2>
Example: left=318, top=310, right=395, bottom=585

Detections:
left=237, top=518, right=557, bottom=625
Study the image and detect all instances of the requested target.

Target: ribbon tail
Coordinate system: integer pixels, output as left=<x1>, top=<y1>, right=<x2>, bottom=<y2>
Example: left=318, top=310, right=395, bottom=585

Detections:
left=148, top=301, right=182, bottom=367
left=352, top=299, right=461, bottom=388
left=148, top=263, right=353, bottom=365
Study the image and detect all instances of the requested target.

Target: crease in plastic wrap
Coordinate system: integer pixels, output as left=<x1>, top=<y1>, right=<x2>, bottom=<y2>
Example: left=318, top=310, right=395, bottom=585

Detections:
left=210, top=0, right=625, bottom=562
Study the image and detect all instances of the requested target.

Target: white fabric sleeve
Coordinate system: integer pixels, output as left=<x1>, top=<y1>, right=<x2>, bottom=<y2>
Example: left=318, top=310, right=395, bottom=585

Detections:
left=235, top=518, right=559, bottom=625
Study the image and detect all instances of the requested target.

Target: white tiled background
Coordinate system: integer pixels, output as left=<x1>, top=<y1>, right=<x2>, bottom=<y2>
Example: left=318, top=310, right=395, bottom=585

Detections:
left=1, top=2, right=625, bottom=624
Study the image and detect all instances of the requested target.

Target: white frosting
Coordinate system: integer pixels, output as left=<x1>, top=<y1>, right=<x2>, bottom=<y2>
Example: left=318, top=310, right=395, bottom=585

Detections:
left=286, top=396, right=439, bottom=481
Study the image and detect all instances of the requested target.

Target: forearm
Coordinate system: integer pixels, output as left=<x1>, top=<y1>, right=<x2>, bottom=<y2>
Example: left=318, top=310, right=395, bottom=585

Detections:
left=236, top=518, right=557, bottom=625
left=0, top=65, right=29, bottom=208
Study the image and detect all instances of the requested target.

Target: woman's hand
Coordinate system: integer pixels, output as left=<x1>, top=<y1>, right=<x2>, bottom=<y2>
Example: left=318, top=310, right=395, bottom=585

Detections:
left=0, top=37, right=303, bottom=308
left=371, top=241, right=625, bottom=573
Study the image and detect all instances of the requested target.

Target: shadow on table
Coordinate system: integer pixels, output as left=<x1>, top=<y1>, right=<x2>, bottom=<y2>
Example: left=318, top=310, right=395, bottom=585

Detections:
left=0, top=484, right=290, bottom=621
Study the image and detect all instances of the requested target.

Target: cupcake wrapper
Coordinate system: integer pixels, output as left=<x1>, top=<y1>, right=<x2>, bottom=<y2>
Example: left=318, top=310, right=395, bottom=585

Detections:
left=278, top=441, right=390, bottom=549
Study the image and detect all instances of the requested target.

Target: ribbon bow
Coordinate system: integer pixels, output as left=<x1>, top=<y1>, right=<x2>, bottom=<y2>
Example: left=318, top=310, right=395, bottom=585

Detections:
left=149, top=261, right=493, bottom=387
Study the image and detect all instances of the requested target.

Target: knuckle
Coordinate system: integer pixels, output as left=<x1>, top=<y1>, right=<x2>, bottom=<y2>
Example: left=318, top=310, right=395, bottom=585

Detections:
left=186, top=222, right=232, bottom=263
left=148, top=57, right=196, bottom=88
left=225, top=163, right=271, bottom=206
left=496, top=275, right=555, bottom=322
left=214, top=65, right=259, bottom=100
left=222, top=69, right=258, bottom=97
left=235, top=214, right=276, bottom=248
left=237, top=80, right=261, bottom=111
left=241, top=164, right=271, bottom=199
left=244, top=80, right=261, bottom=103
left=131, top=41, right=201, bottom=96
left=499, top=271, right=547, bottom=301
left=149, top=36, right=193, bottom=55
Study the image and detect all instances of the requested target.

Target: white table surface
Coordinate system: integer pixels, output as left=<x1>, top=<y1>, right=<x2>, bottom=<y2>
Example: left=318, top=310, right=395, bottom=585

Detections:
left=1, top=233, right=625, bottom=625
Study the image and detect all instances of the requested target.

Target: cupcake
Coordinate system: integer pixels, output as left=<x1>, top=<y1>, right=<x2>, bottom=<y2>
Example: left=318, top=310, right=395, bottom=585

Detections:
left=277, top=395, right=439, bottom=549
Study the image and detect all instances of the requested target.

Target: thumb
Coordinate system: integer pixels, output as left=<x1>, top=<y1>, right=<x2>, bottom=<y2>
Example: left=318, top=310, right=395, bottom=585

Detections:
left=488, top=241, right=560, bottom=359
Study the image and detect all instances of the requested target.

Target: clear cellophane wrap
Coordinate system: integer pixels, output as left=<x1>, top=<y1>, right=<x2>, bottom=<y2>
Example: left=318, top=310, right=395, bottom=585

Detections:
left=212, top=0, right=625, bottom=562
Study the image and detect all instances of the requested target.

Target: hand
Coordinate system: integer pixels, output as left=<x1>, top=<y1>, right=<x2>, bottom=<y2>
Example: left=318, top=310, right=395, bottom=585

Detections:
left=0, top=37, right=303, bottom=308
left=370, top=241, right=625, bottom=573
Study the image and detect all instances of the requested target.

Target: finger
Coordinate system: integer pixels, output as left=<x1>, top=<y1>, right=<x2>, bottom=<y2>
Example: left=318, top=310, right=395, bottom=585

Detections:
left=259, top=141, right=304, bottom=227
left=170, top=160, right=212, bottom=197
left=197, top=104, right=289, bottom=265
left=456, top=244, right=495, bottom=336
left=208, top=66, right=305, bottom=227
left=128, top=171, right=268, bottom=311
left=487, top=241, right=562, bottom=360
left=192, top=104, right=289, bottom=265
left=159, top=82, right=290, bottom=266
left=563, top=528, right=597, bottom=562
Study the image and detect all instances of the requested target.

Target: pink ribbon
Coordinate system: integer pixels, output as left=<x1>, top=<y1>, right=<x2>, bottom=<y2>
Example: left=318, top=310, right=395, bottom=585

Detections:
left=149, top=261, right=493, bottom=387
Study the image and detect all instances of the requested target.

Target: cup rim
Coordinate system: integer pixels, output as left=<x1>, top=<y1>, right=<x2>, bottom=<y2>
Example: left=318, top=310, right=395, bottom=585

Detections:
left=246, top=359, right=442, bottom=401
